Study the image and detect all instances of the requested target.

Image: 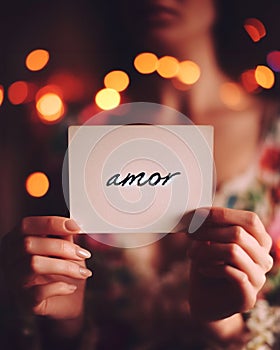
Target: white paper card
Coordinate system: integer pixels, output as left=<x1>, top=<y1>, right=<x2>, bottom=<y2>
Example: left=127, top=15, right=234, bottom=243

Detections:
left=68, top=125, right=213, bottom=234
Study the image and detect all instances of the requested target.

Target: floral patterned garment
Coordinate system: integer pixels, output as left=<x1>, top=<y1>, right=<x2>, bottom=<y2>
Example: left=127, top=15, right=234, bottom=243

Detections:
left=213, top=114, right=280, bottom=349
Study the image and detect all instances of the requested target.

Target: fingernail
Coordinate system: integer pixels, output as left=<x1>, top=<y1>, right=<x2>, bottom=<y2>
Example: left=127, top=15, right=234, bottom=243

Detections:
left=79, top=267, right=92, bottom=277
left=68, top=284, right=77, bottom=291
left=64, top=219, right=81, bottom=232
left=76, top=247, right=91, bottom=259
left=267, top=254, right=274, bottom=269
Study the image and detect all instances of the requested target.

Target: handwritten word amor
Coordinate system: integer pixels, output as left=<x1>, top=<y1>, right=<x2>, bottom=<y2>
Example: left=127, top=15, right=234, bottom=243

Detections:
left=106, top=172, right=181, bottom=187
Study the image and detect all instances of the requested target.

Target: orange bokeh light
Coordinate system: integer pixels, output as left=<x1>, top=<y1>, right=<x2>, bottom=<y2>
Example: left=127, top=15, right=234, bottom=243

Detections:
left=95, top=88, right=121, bottom=110
left=8, top=81, right=29, bottom=105
left=25, top=172, right=50, bottom=198
left=219, top=82, right=247, bottom=110
left=240, top=69, right=259, bottom=93
left=255, top=65, right=275, bottom=89
left=26, top=49, right=50, bottom=71
left=176, top=60, right=200, bottom=85
left=157, top=56, right=179, bottom=78
left=36, top=92, right=64, bottom=123
left=244, top=18, right=266, bottom=42
left=134, top=52, right=158, bottom=74
left=0, top=85, right=4, bottom=106
left=104, top=70, right=130, bottom=92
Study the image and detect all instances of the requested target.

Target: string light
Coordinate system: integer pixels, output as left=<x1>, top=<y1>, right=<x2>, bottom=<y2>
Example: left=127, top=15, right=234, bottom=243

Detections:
left=36, top=92, right=64, bottom=123
left=241, top=69, right=259, bottom=93
left=255, top=65, right=275, bottom=89
left=156, top=56, right=179, bottom=78
left=8, top=81, right=29, bottom=105
left=0, top=85, right=4, bottom=106
left=2, top=8, right=279, bottom=209
left=176, top=60, right=200, bottom=85
left=244, top=18, right=266, bottom=42
left=26, top=49, right=50, bottom=71
left=95, top=88, right=120, bottom=110
left=5, top=34, right=280, bottom=204
left=25, top=172, right=50, bottom=198
left=104, top=70, right=130, bottom=92
left=134, top=52, right=158, bottom=74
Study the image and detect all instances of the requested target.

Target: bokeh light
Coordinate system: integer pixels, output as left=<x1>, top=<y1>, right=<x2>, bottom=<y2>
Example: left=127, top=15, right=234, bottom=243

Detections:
left=255, top=65, right=275, bottom=89
left=241, top=69, right=259, bottom=93
left=8, top=81, right=29, bottom=105
left=25, top=172, right=50, bottom=198
left=267, top=51, right=280, bottom=72
left=36, top=92, right=64, bottom=123
left=95, top=88, right=121, bottom=110
left=219, top=82, right=247, bottom=110
left=244, top=18, right=266, bottom=42
left=0, top=85, right=4, bottom=106
left=104, top=70, right=130, bottom=92
left=176, top=60, right=201, bottom=85
left=156, top=56, right=179, bottom=78
left=26, top=49, right=50, bottom=71
left=134, top=52, right=158, bottom=74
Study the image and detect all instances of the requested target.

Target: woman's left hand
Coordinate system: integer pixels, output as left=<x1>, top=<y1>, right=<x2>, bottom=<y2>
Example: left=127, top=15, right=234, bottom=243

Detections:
left=186, top=207, right=273, bottom=321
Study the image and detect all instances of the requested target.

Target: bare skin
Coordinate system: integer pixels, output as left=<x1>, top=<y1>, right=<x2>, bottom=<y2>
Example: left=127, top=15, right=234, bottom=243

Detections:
left=0, top=217, right=92, bottom=336
left=0, top=208, right=273, bottom=343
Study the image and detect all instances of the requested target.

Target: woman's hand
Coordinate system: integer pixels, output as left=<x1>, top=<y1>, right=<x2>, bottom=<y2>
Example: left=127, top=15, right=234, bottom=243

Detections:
left=186, top=207, right=273, bottom=322
left=0, top=216, right=92, bottom=320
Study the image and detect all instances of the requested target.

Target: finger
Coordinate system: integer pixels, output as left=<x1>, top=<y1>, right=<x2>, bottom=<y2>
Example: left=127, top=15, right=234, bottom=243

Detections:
left=29, top=255, right=92, bottom=280
left=23, top=236, right=91, bottom=261
left=1, top=217, right=82, bottom=271
left=21, top=216, right=81, bottom=237
left=188, top=207, right=272, bottom=251
left=188, top=226, right=273, bottom=272
left=32, top=281, right=77, bottom=304
left=197, top=264, right=257, bottom=312
left=31, top=282, right=77, bottom=316
left=190, top=242, right=266, bottom=288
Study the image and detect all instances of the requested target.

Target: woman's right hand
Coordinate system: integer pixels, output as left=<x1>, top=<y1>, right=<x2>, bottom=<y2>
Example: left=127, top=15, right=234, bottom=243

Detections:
left=0, top=216, right=92, bottom=320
